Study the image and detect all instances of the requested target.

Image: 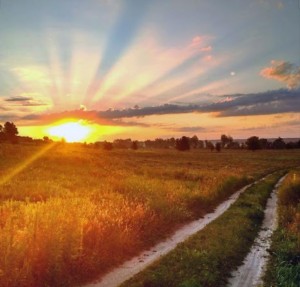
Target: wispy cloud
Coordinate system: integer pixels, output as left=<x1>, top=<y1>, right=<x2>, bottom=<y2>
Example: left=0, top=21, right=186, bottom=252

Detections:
left=5, top=96, right=33, bottom=102
left=261, top=60, right=300, bottom=89
left=4, top=93, right=50, bottom=107
left=173, top=126, right=206, bottom=133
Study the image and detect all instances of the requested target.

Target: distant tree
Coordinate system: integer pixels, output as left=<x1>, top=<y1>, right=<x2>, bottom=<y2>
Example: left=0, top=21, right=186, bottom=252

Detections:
left=272, top=137, right=286, bottom=149
left=246, top=136, right=260, bottom=151
left=190, top=135, right=199, bottom=149
left=3, top=122, right=18, bottom=143
left=103, top=141, right=113, bottom=151
left=43, top=136, right=51, bottom=143
left=131, top=141, right=138, bottom=150
left=221, top=134, right=233, bottom=148
left=0, top=124, right=4, bottom=142
left=227, top=141, right=240, bottom=149
left=114, top=138, right=132, bottom=149
left=198, top=140, right=204, bottom=149
left=259, top=138, right=270, bottom=149
left=216, top=142, right=221, bottom=152
left=176, top=136, right=190, bottom=151
left=205, top=140, right=214, bottom=151
left=286, top=142, right=296, bottom=149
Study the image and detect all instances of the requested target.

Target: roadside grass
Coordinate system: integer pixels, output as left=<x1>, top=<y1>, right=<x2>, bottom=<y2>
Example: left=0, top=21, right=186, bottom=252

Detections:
left=263, top=170, right=300, bottom=287
left=0, top=143, right=299, bottom=286
left=121, top=172, right=285, bottom=287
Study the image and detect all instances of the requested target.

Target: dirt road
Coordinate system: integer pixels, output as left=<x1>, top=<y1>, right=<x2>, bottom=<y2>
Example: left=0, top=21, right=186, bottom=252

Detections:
left=227, top=175, right=286, bottom=287
left=84, top=181, right=256, bottom=287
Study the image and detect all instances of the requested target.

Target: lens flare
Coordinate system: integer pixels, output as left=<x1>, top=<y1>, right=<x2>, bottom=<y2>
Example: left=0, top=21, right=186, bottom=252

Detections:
left=47, top=120, right=91, bottom=142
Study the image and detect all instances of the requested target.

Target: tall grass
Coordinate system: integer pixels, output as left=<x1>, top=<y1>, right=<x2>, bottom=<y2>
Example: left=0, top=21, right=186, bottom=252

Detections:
left=121, top=173, right=284, bottom=287
left=0, top=144, right=299, bottom=286
left=264, top=170, right=300, bottom=286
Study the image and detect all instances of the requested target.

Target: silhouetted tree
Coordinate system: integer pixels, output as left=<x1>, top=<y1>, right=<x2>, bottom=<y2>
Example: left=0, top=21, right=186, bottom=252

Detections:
left=131, top=141, right=138, bottom=150
left=103, top=141, right=113, bottom=151
left=176, top=136, right=190, bottom=151
left=198, top=140, right=204, bottom=149
left=246, top=136, right=260, bottom=151
left=227, top=141, right=240, bottom=149
left=3, top=122, right=18, bottom=143
left=205, top=140, right=214, bottom=151
left=43, top=136, right=51, bottom=143
left=190, top=135, right=199, bottom=148
left=221, top=134, right=233, bottom=148
left=216, top=142, right=221, bottom=152
left=259, top=138, right=270, bottom=149
left=272, top=137, right=286, bottom=149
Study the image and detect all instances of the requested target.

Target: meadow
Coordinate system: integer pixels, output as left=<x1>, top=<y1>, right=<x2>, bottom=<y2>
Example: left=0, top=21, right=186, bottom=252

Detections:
left=0, top=143, right=300, bottom=287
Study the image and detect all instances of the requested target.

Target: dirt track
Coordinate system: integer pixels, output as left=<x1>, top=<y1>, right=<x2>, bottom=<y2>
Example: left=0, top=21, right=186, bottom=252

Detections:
left=227, top=175, right=286, bottom=287
left=83, top=181, right=256, bottom=287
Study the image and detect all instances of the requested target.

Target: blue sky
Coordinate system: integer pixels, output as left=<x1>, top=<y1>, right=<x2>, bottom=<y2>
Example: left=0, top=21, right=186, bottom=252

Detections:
left=0, top=0, right=299, bottom=140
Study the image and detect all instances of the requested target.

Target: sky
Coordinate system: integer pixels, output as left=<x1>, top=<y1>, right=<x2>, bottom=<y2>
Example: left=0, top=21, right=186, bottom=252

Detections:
left=0, top=0, right=299, bottom=142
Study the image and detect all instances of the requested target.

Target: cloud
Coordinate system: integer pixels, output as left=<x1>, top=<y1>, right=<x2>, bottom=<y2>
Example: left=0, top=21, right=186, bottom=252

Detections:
left=200, top=46, right=212, bottom=52
left=173, top=126, right=205, bottom=133
left=260, top=60, right=300, bottom=89
left=98, top=88, right=300, bottom=118
left=4, top=94, right=50, bottom=107
left=20, top=109, right=150, bottom=128
left=5, top=96, right=33, bottom=102
left=14, top=89, right=300, bottom=126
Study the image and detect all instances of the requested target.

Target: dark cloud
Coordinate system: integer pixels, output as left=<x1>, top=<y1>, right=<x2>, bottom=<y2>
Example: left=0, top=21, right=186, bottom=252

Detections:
left=261, top=60, right=300, bottom=89
left=21, top=110, right=150, bottom=128
left=0, top=114, right=20, bottom=122
left=16, top=88, right=300, bottom=126
left=98, top=104, right=201, bottom=119
left=98, top=88, right=300, bottom=118
left=5, top=96, right=33, bottom=102
left=4, top=96, right=49, bottom=107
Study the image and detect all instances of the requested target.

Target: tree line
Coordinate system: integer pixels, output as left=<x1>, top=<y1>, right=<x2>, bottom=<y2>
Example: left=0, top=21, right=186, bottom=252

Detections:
left=1, top=122, right=299, bottom=151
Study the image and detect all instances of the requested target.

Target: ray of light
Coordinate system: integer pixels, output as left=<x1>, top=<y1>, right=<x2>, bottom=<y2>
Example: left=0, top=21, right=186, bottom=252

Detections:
left=84, top=0, right=150, bottom=105
left=0, top=142, right=57, bottom=187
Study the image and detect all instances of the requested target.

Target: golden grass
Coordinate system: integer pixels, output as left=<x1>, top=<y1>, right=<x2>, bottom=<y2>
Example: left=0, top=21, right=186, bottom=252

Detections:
left=0, top=143, right=299, bottom=286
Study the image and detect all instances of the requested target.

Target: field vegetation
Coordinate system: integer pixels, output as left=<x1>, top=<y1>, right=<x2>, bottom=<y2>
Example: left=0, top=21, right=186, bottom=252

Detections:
left=0, top=143, right=299, bottom=286
left=264, top=170, right=300, bottom=286
left=121, top=172, right=284, bottom=287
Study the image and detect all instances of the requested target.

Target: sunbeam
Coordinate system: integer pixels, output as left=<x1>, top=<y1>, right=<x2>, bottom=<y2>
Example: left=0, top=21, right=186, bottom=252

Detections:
left=0, top=142, right=57, bottom=186
left=84, top=0, right=150, bottom=105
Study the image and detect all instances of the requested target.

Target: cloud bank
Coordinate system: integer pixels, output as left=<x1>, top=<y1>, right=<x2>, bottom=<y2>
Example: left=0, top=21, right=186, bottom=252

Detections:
left=17, top=88, right=299, bottom=126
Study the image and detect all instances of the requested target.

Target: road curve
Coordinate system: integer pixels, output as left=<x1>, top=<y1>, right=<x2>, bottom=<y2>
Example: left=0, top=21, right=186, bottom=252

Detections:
left=227, top=174, right=287, bottom=287
left=83, top=178, right=266, bottom=287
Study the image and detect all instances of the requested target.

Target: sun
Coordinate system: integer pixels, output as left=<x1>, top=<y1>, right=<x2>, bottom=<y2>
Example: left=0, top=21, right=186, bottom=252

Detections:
left=47, top=120, right=91, bottom=142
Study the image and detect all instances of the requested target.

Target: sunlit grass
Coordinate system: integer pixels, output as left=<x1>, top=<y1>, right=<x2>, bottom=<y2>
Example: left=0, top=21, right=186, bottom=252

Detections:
left=264, top=170, right=300, bottom=286
left=0, top=144, right=299, bottom=286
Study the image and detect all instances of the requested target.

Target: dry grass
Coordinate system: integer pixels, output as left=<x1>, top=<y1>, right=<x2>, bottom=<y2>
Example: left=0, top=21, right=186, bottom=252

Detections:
left=264, top=170, right=300, bottom=286
left=0, top=143, right=299, bottom=286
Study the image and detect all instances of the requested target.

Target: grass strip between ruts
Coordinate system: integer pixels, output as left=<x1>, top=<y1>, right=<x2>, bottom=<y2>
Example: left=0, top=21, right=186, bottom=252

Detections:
left=121, top=171, right=286, bottom=287
left=263, top=170, right=300, bottom=287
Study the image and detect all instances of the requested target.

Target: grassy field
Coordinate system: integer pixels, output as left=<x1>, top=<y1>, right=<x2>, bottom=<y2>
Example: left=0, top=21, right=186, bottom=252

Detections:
left=0, top=143, right=299, bottom=287
left=121, top=172, right=284, bottom=287
left=264, top=170, right=300, bottom=286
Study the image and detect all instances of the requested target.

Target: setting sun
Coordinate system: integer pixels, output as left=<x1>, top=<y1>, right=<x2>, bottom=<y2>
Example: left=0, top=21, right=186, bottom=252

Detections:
left=47, top=121, right=91, bottom=142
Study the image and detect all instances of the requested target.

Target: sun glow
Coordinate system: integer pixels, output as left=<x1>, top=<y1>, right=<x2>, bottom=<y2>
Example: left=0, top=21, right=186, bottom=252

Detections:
left=47, top=121, right=91, bottom=142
